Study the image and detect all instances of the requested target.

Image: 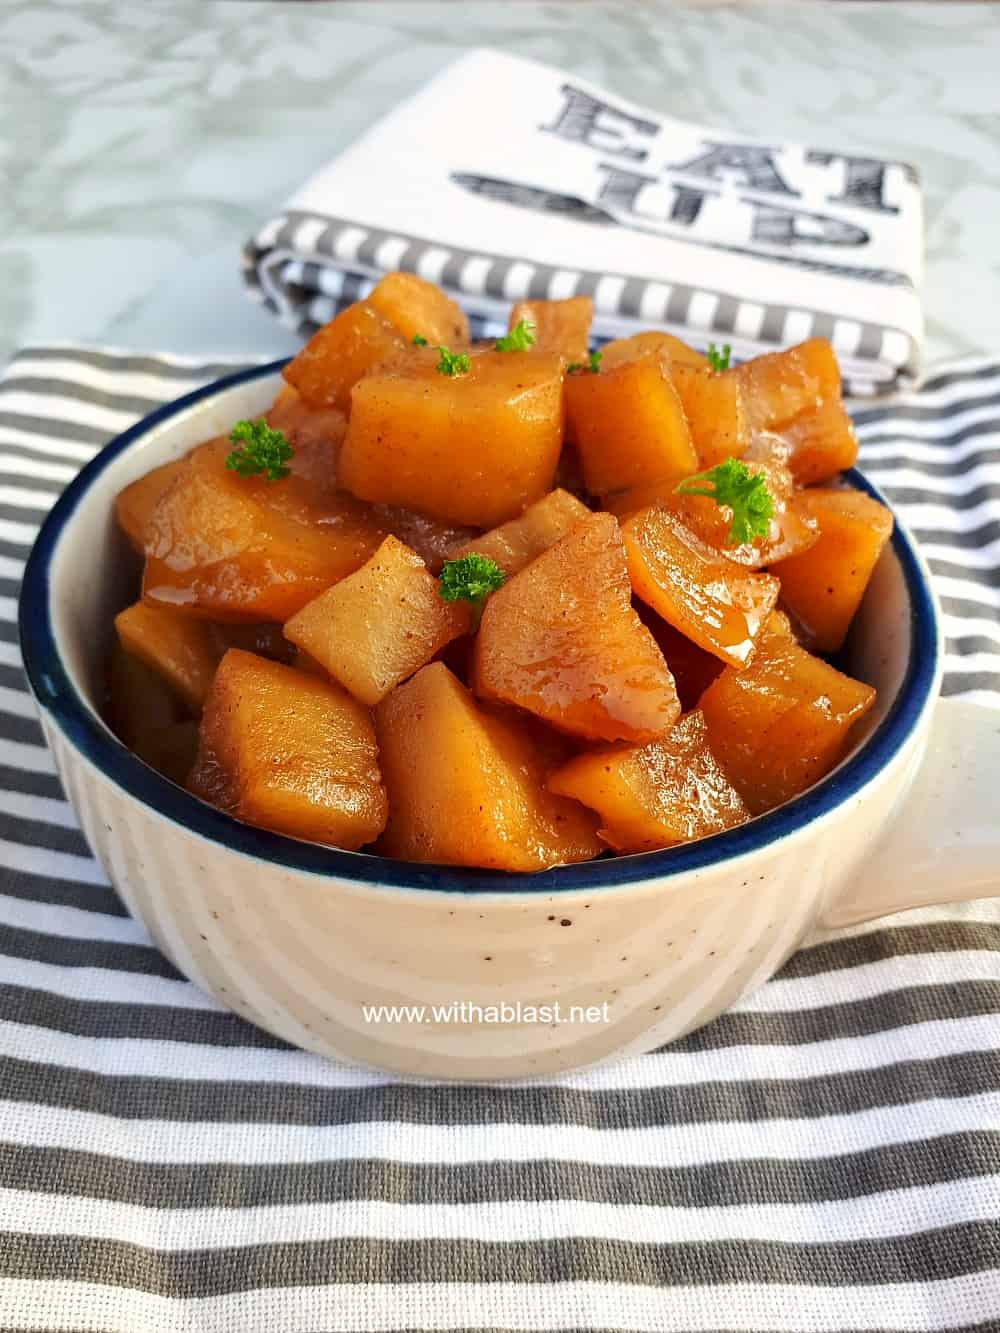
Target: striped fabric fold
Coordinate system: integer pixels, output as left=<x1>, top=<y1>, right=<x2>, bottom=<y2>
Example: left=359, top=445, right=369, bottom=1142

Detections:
left=0, top=347, right=997, bottom=1332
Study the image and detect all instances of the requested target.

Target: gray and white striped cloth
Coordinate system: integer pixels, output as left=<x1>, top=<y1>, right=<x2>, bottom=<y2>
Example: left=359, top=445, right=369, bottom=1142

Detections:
left=0, top=346, right=997, bottom=1332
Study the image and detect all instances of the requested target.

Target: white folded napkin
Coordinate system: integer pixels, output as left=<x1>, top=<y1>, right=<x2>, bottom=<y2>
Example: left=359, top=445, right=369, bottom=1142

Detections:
left=243, top=48, right=924, bottom=396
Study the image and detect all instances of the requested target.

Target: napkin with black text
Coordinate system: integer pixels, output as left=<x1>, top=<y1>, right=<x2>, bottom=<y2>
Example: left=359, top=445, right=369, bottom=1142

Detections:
left=244, top=48, right=924, bottom=397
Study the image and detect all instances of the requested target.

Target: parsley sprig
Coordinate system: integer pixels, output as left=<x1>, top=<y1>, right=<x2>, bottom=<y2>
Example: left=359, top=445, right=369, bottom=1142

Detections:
left=567, top=349, right=602, bottom=375
left=675, top=457, right=774, bottom=546
left=438, top=554, right=506, bottom=615
left=225, top=419, right=294, bottom=482
left=436, top=345, right=471, bottom=376
left=495, top=319, right=536, bottom=352
left=706, top=342, right=732, bottom=373
left=412, top=333, right=428, bottom=346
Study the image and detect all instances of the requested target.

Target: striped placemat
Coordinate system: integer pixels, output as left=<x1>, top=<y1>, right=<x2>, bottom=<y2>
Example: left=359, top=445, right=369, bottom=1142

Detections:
left=0, top=346, right=997, bottom=1332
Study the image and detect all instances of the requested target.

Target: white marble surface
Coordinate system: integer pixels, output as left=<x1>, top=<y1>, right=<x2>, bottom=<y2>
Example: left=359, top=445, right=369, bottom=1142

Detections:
left=2, top=0, right=998, bottom=366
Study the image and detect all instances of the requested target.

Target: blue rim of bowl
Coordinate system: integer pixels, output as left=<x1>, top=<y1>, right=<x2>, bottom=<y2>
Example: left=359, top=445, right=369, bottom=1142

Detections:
left=19, top=358, right=940, bottom=896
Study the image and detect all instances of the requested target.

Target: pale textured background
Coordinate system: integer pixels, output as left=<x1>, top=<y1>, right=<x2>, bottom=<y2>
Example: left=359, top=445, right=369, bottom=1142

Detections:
left=2, top=0, right=998, bottom=366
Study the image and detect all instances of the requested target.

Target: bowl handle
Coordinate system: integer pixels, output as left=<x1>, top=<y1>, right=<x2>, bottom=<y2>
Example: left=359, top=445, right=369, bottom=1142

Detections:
left=820, top=698, right=1000, bottom=929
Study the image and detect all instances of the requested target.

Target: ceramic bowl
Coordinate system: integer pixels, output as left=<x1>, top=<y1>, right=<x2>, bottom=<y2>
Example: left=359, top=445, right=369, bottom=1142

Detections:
left=19, top=362, right=1000, bottom=1079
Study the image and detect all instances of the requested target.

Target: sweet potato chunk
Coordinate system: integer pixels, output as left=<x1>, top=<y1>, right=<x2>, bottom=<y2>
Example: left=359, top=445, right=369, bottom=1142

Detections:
left=115, top=601, right=220, bottom=713
left=600, top=331, right=706, bottom=371
left=188, top=649, right=387, bottom=848
left=622, top=507, right=780, bottom=668
left=699, top=630, right=875, bottom=813
left=283, top=301, right=409, bottom=412
left=107, top=644, right=198, bottom=783
left=265, top=384, right=346, bottom=479
left=734, top=339, right=858, bottom=484
left=116, top=459, right=187, bottom=554
left=606, top=453, right=818, bottom=571
left=284, top=536, right=469, bottom=706
left=637, top=605, right=724, bottom=710
left=508, top=297, right=592, bottom=364
left=454, top=488, right=591, bottom=574
left=473, top=512, right=680, bottom=742
left=375, top=663, right=602, bottom=870
left=367, top=271, right=469, bottom=347
left=668, top=363, right=749, bottom=467
left=548, top=710, right=748, bottom=853
left=772, top=488, right=893, bottom=652
left=565, top=359, right=698, bottom=497
left=339, top=350, right=564, bottom=527
left=142, top=443, right=384, bottom=622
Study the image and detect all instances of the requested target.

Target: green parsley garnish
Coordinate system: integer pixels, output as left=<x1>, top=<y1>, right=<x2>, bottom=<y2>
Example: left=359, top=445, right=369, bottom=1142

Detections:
left=436, top=345, right=471, bottom=376
left=706, top=341, right=732, bottom=373
left=412, top=333, right=428, bottom=346
left=495, top=319, right=536, bottom=352
left=225, top=419, right=293, bottom=482
left=567, top=349, right=602, bottom=375
left=438, top=554, right=506, bottom=614
left=675, top=457, right=774, bottom=546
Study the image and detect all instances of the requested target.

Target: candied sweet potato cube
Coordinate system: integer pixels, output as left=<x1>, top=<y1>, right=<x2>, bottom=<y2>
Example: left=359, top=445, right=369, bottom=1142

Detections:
left=734, top=339, right=858, bottom=484
left=473, top=512, right=680, bottom=742
left=622, top=507, right=779, bottom=668
left=142, top=443, right=384, bottom=622
left=548, top=710, right=748, bottom=853
left=508, top=296, right=592, bottom=364
left=668, top=362, right=749, bottom=467
left=367, top=271, right=469, bottom=347
left=454, top=488, right=591, bottom=574
left=115, top=601, right=220, bottom=713
left=565, top=359, right=699, bottom=497
left=339, top=350, right=564, bottom=527
left=699, top=631, right=876, bottom=814
left=600, top=331, right=706, bottom=371
left=375, top=663, right=602, bottom=871
left=772, top=488, right=893, bottom=652
left=188, top=649, right=387, bottom=848
left=116, top=459, right=187, bottom=554
left=284, top=535, right=469, bottom=706
left=637, top=605, right=724, bottom=711
left=283, top=301, right=409, bottom=412
left=107, top=645, right=199, bottom=784
left=265, top=384, right=346, bottom=481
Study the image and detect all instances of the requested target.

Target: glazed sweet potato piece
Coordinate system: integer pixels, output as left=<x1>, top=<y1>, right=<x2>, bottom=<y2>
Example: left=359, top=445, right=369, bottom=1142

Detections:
left=548, top=710, right=748, bottom=853
left=366, top=271, right=469, bottom=347
left=565, top=358, right=699, bottom=497
left=142, top=442, right=384, bottom=622
left=375, top=663, right=602, bottom=870
left=115, top=601, right=220, bottom=713
left=668, top=362, right=749, bottom=467
left=453, top=488, right=591, bottom=574
left=605, top=453, right=818, bottom=571
left=115, top=459, right=187, bottom=554
left=600, top=331, right=706, bottom=371
left=508, top=297, right=592, bottom=364
left=637, top=605, right=724, bottom=711
left=283, top=301, right=410, bottom=412
left=473, top=512, right=680, bottom=742
left=107, top=643, right=199, bottom=784
left=772, top=488, right=893, bottom=652
left=734, top=339, right=858, bottom=484
left=339, top=350, right=564, bottom=527
left=622, top=507, right=780, bottom=668
left=188, top=649, right=387, bottom=849
left=284, top=536, right=469, bottom=706
left=265, top=384, right=346, bottom=476
left=699, top=629, right=876, bottom=813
